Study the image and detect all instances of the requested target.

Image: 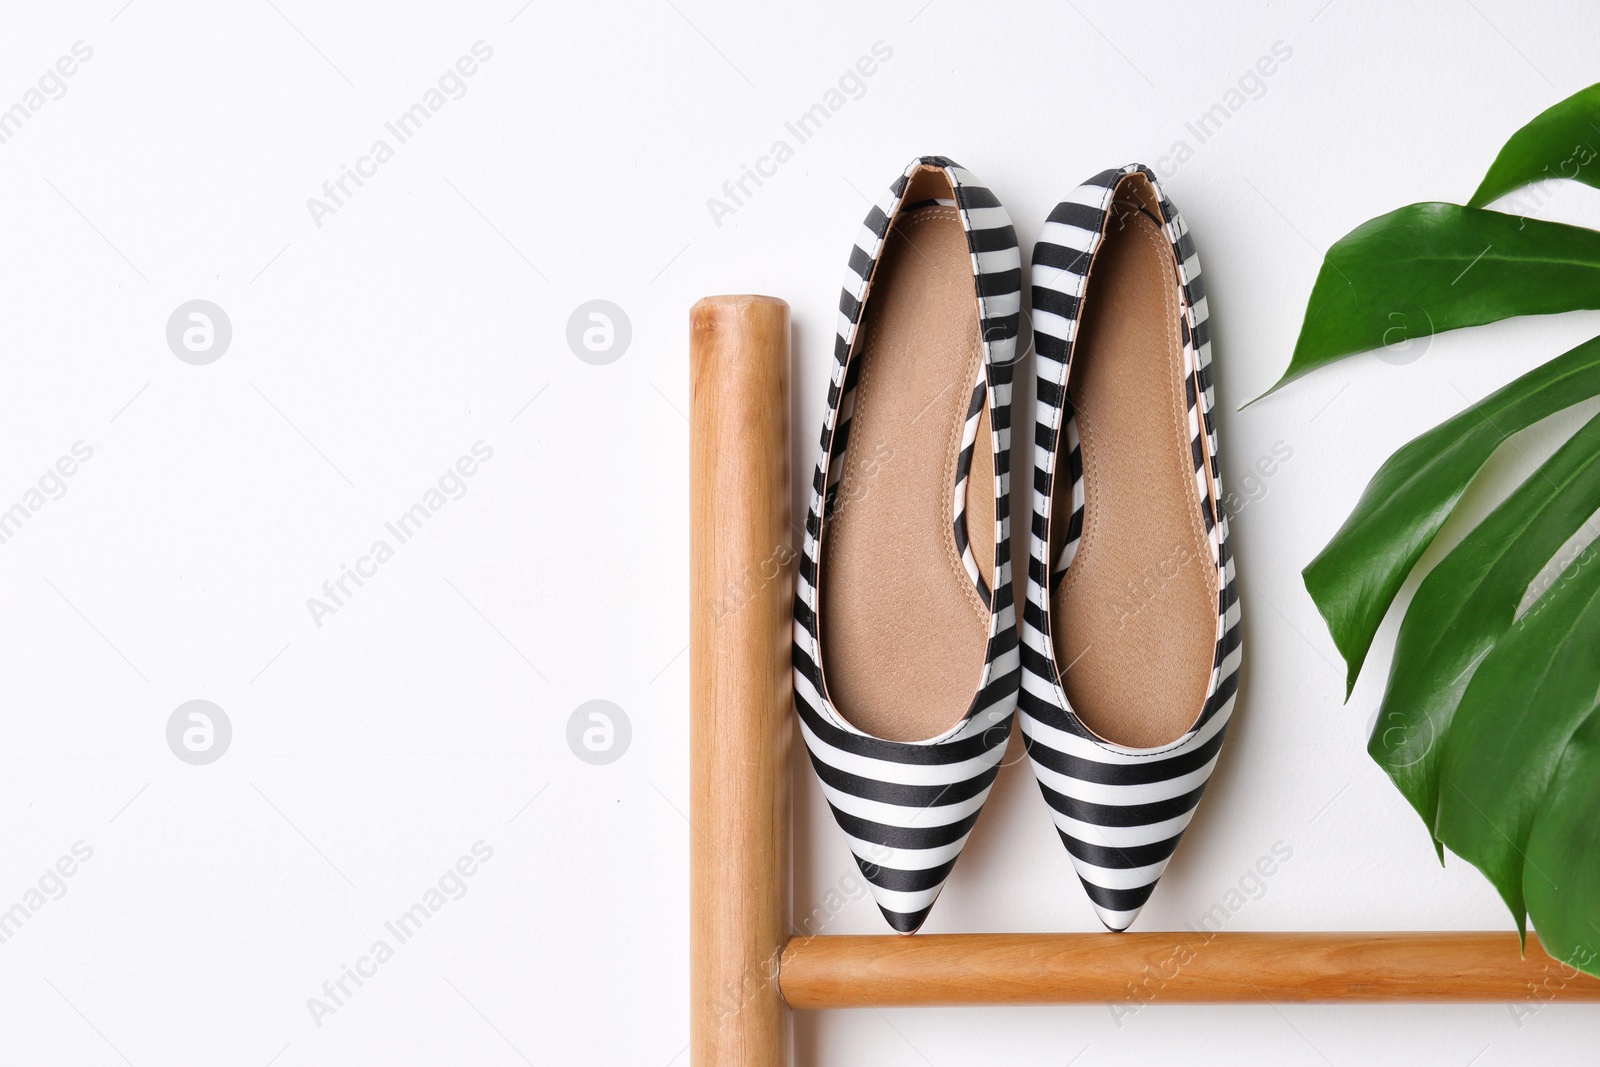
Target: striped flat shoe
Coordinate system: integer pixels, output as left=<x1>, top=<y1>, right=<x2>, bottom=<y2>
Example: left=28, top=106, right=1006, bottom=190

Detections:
left=1020, top=166, right=1241, bottom=931
left=792, top=156, right=1021, bottom=934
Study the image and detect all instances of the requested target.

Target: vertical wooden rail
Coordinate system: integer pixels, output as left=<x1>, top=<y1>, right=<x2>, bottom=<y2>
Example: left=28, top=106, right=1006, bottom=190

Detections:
left=690, top=296, right=792, bottom=1067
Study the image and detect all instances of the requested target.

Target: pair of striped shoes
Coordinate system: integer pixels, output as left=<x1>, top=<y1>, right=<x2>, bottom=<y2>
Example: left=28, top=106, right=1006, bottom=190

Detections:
left=793, top=156, right=1241, bottom=934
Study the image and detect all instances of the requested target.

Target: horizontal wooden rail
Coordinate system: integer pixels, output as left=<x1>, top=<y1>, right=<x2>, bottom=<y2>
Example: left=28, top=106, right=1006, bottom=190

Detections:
left=779, top=932, right=1600, bottom=1007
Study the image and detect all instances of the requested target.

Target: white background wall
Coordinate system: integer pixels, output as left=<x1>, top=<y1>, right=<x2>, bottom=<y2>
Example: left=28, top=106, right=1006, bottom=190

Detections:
left=2, top=1, right=1598, bottom=1063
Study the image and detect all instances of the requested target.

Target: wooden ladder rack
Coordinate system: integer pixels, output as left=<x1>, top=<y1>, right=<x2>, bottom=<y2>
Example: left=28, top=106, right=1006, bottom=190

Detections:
left=687, top=294, right=1600, bottom=1067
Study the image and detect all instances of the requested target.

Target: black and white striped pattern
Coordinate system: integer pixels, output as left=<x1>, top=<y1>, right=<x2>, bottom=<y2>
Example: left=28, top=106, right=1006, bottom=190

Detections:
left=952, top=370, right=992, bottom=607
left=1020, top=166, right=1242, bottom=932
left=1050, top=411, right=1084, bottom=589
left=793, top=156, right=1021, bottom=934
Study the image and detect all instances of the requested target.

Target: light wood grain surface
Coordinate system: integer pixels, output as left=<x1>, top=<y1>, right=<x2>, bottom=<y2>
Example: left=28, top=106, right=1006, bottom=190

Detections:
left=778, top=932, right=1600, bottom=1007
left=690, top=295, right=793, bottom=1067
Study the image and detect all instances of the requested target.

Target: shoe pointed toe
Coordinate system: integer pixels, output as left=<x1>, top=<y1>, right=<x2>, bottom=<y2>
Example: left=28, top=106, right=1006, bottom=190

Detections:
left=1080, top=880, right=1157, bottom=933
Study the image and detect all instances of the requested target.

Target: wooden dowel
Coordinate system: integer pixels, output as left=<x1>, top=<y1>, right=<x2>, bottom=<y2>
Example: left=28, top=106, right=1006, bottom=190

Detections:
left=779, top=933, right=1600, bottom=1007
left=690, top=296, right=793, bottom=1067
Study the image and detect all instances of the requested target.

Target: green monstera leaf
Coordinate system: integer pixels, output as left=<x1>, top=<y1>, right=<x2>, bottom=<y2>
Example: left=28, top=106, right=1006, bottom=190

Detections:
left=1369, top=406, right=1600, bottom=848
left=1304, top=335, right=1600, bottom=695
left=1263, top=81, right=1600, bottom=976
left=1258, top=205, right=1600, bottom=398
left=1524, top=714, right=1600, bottom=970
left=1470, top=81, right=1600, bottom=208
left=1435, top=534, right=1600, bottom=939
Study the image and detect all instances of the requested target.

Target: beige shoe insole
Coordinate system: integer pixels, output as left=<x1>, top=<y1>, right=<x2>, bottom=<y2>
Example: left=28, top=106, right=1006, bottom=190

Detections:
left=1051, top=203, right=1217, bottom=750
left=820, top=200, right=993, bottom=743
